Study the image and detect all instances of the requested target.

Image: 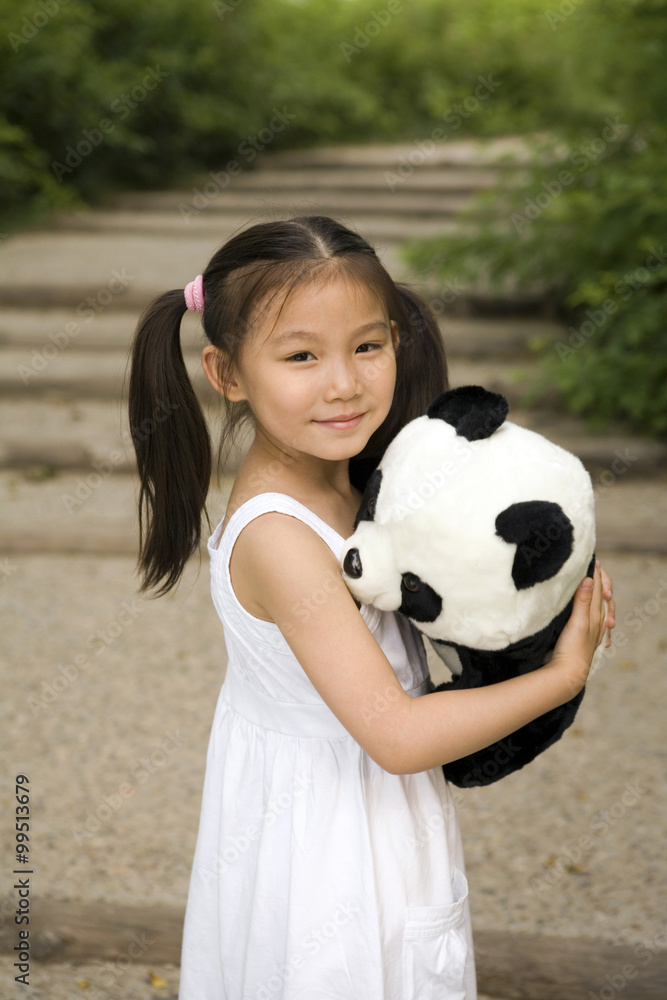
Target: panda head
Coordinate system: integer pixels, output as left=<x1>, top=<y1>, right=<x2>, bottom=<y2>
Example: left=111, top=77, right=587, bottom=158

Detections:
left=342, top=385, right=596, bottom=650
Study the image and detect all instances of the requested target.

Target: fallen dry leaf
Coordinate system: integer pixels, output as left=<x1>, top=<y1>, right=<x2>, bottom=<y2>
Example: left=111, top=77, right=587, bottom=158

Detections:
left=149, top=971, right=169, bottom=988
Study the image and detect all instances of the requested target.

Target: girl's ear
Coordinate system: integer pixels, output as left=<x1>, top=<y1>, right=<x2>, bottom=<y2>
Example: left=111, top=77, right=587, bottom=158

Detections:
left=201, top=345, right=246, bottom=401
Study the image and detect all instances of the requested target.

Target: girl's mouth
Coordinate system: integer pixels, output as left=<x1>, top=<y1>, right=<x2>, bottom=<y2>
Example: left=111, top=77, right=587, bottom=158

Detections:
left=315, top=412, right=365, bottom=430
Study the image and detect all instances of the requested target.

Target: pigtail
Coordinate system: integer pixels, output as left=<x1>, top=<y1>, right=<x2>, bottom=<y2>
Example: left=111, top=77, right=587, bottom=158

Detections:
left=351, top=282, right=449, bottom=491
left=393, top=283, right=449, bottom=423
left=128, top=289, right=212, bottom=597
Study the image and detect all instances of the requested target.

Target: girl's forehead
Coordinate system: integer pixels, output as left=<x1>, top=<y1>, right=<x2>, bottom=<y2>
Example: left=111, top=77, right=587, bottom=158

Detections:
left=253, top=274, right=388, bottom=344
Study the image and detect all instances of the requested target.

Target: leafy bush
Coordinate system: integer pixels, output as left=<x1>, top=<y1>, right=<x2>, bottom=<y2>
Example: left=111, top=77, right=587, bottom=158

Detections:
left=402, top=0, right=667, bottom=437
left=0, top=0, right=610, bottom=229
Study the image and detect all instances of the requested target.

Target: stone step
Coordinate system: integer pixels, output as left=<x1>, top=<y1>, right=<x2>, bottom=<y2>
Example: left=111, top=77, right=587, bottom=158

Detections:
left=1, top=390, right=665, bottom=480
left=0, top=229, right=424, bottom=307
left=441, top=316, right=563, bottom=358
left=0, top=307, right=202, bottom=352
left=0, top=395, right=251, bottom=475
left=107, top=185, right=492, bottom=215
left=0, top=308, right=563, bottom=358
left=0, top=230, right=220, bottom=306
left=0, top=228, right=550, bottom=316
left=259, top=135, right=542, bottom=169
left=1, top=468, right=664, bottom=555
left=48, top=208, right=468, bottom=243
left=0, top=345, right=212, bottom=399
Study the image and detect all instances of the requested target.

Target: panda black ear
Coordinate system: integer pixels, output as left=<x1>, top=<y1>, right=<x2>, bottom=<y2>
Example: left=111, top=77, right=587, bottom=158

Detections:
left=426, top=385, right=509, bottom=441
left=496, top=500, right=574, bottom=590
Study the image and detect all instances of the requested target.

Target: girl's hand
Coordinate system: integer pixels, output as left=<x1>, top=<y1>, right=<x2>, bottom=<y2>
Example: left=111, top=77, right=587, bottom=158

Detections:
left=549, top=560, right=615, bottom=696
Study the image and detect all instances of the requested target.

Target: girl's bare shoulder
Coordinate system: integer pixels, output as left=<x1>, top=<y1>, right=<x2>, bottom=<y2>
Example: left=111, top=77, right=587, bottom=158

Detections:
left=216, top=474, right=362, bottom=550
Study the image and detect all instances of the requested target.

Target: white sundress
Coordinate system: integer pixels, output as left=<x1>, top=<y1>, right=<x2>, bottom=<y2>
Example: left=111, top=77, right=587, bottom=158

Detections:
left=178, top=492, right=477, bottom=1000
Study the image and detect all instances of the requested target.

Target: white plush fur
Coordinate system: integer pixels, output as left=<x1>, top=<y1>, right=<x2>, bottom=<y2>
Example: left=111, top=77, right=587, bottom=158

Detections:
left=343, top=415, right=596, bottom=651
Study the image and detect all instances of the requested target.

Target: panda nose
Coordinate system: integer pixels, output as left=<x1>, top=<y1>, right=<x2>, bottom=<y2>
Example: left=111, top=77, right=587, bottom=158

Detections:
left=343, top=548, right=363, bottom=578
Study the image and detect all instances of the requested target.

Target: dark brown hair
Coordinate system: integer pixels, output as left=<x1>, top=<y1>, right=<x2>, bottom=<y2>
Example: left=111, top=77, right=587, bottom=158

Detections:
left=127, top=215, right=448, bottom=597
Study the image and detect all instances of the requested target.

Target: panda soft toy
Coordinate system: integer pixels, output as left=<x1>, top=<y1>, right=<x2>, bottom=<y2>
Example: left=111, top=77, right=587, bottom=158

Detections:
left=342, top=385, right=597, bottom=787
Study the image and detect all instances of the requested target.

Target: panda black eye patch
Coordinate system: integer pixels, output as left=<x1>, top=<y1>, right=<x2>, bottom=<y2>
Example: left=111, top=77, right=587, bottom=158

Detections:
left=398, top=572, right=442, bottom=622
left=495, top=500, right=574, bottom=590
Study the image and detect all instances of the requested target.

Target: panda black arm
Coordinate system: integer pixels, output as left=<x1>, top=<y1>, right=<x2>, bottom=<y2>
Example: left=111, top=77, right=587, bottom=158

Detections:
left=394, top=565, right=608, bottom=774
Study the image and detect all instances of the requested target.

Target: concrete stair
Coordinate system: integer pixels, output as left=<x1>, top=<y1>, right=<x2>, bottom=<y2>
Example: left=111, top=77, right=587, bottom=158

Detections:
left=1, top=138, right=665, bottom=556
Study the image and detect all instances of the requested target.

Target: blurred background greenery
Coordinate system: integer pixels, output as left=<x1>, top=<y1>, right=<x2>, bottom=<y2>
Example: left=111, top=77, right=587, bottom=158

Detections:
left=1, top=0, right=665, bottom=433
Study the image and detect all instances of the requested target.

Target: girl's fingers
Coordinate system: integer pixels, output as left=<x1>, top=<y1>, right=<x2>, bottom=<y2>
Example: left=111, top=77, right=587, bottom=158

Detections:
left=600, top=567, right=616, bottom=626
left=596, top=572, right=605, bottom=648
left=592, top=561, right=607, bottom=648
left=599, top=565, right=615, bottom=647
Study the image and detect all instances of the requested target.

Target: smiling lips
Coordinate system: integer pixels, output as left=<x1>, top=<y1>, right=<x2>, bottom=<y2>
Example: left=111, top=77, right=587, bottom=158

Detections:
left=315, top=412, right=365, bottom=430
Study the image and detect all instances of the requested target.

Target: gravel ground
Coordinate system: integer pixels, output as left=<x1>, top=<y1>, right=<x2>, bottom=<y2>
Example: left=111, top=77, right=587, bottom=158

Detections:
left=0, top=467, right=665, bottom=556
left=1, top=528, right=665, bottom=997
left=0, top=959, right=503, bottom=1000
left=0, top=960, right=182, bottom=1000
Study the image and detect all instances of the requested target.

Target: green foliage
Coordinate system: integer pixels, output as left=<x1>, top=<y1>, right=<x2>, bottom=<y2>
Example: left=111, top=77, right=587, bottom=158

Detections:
left=402, top=0, right=667, bottom=437
left=0, top=0, right=610, bottom=230
left=2, top=0, right=665, bottom=435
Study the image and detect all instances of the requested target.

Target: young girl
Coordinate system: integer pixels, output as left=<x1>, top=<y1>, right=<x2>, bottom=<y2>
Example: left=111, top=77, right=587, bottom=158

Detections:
left=128, top=215, right=615, bottom=1000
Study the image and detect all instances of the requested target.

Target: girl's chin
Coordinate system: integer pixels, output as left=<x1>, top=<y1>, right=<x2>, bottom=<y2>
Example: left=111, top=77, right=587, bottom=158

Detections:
left=308, top=433, right=373, bottom=462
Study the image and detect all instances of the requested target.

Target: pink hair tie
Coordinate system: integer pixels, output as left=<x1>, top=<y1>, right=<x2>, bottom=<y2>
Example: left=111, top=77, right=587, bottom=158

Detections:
left=184, top=274, right=204, bottom=312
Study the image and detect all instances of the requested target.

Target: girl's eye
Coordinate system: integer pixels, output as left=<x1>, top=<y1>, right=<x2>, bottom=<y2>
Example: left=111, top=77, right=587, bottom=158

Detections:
left=286, top=351, right=314, bottom=362
left=356, top=342, right=381, bottom=354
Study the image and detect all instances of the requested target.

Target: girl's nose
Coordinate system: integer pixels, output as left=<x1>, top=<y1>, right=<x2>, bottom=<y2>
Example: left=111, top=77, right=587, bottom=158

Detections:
left=323, top=358, right=361, bottom=399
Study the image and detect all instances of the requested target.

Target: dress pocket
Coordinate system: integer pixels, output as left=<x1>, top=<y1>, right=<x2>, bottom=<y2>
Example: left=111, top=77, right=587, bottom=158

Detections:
left=402, top=867, right=470, bottom=1000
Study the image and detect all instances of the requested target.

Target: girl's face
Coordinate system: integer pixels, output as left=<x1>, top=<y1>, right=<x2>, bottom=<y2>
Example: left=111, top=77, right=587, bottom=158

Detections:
left=223, top=274, right=399, bottom=464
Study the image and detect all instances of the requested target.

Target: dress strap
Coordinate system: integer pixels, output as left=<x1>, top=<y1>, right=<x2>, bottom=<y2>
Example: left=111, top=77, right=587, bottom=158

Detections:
left=208, top=492, right=346, bottom=564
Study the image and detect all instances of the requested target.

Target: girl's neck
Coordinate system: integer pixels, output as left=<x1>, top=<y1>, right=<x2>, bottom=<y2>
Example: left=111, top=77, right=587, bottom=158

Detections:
left=242, top=433, right=358, bottom=506
left=217, top=434, right=363, bottom=548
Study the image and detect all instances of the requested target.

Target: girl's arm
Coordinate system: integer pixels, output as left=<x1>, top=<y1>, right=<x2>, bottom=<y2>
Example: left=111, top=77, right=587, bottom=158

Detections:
left=234, top=512, right=612, bottom=776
